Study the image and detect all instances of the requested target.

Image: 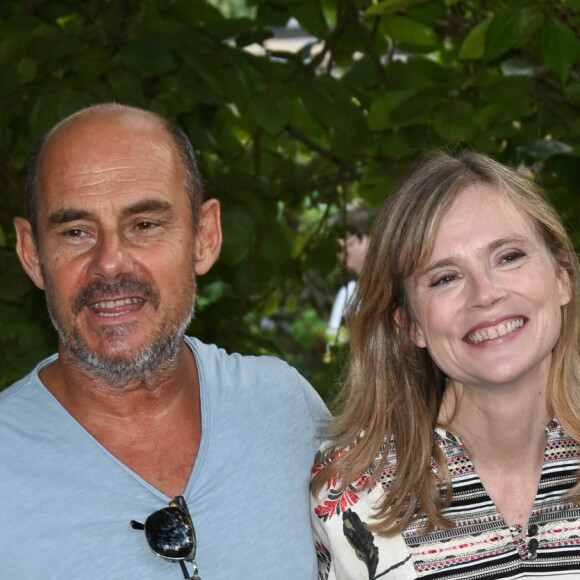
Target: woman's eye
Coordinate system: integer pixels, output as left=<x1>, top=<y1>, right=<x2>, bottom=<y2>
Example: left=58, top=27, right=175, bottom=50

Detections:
left=500, top=250, right=525, bottom=263
left=430, top=274, right=457, bottom=287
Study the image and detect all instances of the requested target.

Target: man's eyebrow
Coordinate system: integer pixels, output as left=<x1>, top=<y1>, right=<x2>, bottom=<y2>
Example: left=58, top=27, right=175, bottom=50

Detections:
left=47, top=200, right=174, bottom=228
left=121, top=199, right=173, bottom=217
left=47, top=208, right=93, bottom=227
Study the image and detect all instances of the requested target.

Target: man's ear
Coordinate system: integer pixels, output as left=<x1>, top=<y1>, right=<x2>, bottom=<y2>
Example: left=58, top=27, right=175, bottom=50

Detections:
left=394, top=306, right=427, bottom=348
left=14, top=217, right=45, bottom=290
left=194, top=199, right=222, bottom=275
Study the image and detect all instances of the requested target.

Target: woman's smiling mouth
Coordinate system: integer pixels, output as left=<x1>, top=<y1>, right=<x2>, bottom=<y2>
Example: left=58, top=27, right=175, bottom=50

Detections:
left=465, top=317, right=525, bottom=344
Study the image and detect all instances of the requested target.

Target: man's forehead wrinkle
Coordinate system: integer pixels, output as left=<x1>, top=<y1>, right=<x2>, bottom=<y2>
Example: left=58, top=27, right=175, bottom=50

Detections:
left=42, top=140, right=178, bottom=185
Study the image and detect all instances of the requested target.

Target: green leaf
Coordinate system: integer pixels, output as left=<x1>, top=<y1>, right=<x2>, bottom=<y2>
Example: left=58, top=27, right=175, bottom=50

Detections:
left=220, top=204, right=256, bottom=266
left=358, top=162, right=401, bottom=205
left=107, top=69, right=147, bottom=106
left=500, top=58, right=534, bottom=77
left=364, top=0, right=430, bottom=17
left=367, top=90, right=417, bottom=131
left=342, top=56, right=380, bottom=91
left=541, top=14, right=580, bottom=83
left=380, top=16, right=439, bottom=52
left=17, top=57, right=37, bottom=84
left=181, top=49, right=228, bottom=97
left=228, top=50, right=268, bottom=96
left=517, top=139, right=573, bottom=160
left=258, top=220, right=293, bottom=264
left=459, top=16, right=492, bottom=60
left=121, top=39, right=176, bottom=78
left=434, top=101, right=479, bottom=141
left=484, top=8, right=539, bottom=62
left=564, top=82, right=580, bottom=106
left=288, top=0, right=328, bottom=38
left=479, top=76, right=533, bottom=104
left=248, top=85, right=292, bottom=135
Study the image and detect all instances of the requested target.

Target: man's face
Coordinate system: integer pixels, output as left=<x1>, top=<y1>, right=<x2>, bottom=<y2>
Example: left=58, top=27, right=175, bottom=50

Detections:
left=22, top=114, right=204, bottom=384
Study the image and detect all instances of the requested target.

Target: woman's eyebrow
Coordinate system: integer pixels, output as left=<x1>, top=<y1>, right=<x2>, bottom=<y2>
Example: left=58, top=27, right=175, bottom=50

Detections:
left=414, top=235, right=529, bottom=279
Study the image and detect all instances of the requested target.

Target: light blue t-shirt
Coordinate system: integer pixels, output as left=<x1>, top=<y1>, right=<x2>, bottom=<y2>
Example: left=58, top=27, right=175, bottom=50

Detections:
left=0, top=337, right=328, bottom=579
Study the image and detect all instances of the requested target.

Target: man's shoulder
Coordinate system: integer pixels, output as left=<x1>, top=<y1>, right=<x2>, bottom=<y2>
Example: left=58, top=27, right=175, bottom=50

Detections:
left=0, top=353, right=57, bottom=411
left=0, top=367, right=41, bottom=407
left=186, top=335, right=301, bottom=379
left=186, top=336, right=328, bottom=416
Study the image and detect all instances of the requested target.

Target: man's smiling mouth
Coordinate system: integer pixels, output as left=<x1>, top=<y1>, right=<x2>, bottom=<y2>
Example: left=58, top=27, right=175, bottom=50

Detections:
left=89, top=297, right=144, bottom=317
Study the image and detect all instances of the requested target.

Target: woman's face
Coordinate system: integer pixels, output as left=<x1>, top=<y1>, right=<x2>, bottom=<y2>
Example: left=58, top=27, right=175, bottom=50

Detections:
left=403, top=184, right=570, bottom=391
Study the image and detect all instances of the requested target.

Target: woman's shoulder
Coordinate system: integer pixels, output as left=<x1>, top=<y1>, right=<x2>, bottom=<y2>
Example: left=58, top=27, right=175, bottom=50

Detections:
left=312, top=436, right=398, bottom=523
left=311, top=441, right=416, bottom=580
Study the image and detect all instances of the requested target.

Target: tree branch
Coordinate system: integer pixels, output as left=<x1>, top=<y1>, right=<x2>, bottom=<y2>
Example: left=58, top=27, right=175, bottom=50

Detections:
left=284, top=123, right=359, bottom=177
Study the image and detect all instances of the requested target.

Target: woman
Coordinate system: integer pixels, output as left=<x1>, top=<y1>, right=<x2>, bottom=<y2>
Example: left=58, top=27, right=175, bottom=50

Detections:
left=311, top=150, right=580, bottom=579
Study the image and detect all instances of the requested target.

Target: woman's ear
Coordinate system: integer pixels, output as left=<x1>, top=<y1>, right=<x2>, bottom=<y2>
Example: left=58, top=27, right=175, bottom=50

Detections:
left=556, top=263, right=572, bottom=308
left=14, top=217, right=45, bottom=290
left=394, top=306, right=427, bottom=348
left=194, top=199, right=222, bottom=275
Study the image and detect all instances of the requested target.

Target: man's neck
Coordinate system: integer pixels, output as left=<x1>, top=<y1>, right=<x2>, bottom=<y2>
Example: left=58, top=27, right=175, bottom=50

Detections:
left=41, top=340, right=193, bottom=415
left=37, top=340, right=202, bottom=497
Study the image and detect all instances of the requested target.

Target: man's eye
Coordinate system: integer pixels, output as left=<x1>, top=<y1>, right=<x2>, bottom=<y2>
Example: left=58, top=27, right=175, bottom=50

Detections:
left=63, top=229, right=86, bottom=238
left=135, top=221, right=157, bottom=230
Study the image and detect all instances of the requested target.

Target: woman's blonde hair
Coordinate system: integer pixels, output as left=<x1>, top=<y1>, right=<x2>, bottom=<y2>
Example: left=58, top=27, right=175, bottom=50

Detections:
left=312, top=149, right=580, bottom=535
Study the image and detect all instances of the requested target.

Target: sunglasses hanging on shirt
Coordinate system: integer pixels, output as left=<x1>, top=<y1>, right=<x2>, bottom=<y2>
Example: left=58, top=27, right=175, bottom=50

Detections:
left=131, top=495, right=201, bottom=580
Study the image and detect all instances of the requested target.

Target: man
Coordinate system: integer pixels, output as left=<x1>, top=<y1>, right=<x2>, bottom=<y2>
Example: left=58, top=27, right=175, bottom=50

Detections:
left=1, top=103, right=328, bottom=579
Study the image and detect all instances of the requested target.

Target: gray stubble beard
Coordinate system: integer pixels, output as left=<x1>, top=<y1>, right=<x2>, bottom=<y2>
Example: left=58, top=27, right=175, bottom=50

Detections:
left=44, top=275, right=197, bottom=388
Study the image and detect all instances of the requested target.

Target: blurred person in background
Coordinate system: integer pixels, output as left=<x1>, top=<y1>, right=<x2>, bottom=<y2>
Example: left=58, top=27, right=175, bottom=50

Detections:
left=326, top=204, right=371, bottom=354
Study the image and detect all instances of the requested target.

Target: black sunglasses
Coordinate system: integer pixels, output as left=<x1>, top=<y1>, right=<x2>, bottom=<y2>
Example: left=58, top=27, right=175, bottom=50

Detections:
left=131, top=495, right=202, bottom=579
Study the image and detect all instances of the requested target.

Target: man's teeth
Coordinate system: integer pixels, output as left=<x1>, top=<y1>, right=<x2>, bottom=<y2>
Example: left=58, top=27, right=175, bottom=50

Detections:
left=91, top=297, right=142, bottom=310
left=467, top=318, right=524, bottom=344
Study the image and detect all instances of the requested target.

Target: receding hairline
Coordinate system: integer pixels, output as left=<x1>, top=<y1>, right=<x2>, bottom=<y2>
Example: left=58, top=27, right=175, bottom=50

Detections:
left=40, top=103, right=174, bottom=159
left=27, top=103, right=204, bottom=238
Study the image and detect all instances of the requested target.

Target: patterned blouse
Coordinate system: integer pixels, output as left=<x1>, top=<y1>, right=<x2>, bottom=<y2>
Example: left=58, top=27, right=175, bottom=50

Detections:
left=311, top=420, right=580, bottom=579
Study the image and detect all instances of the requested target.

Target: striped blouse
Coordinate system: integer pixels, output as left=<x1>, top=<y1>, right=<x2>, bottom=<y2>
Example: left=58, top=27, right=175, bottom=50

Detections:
left=311, top=420, right=580, bottom=579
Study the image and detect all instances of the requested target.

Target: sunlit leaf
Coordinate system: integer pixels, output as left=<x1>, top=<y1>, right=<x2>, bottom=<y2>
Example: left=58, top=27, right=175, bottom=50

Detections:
left=364, top=0, right=430, bottom=17
left=380, top=15, right=439, bottom=52
left=517, top=139, right=573, bottom=160
left=459, top=16, right=492, bottom=60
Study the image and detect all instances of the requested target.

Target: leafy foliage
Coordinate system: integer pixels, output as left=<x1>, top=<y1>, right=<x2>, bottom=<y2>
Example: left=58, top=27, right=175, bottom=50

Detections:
left=2, top=0, right=580, bottom=400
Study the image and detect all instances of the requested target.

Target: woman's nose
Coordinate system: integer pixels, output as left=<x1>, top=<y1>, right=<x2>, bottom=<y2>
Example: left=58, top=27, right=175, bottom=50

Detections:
left=466, top=270, right=507, bottom=309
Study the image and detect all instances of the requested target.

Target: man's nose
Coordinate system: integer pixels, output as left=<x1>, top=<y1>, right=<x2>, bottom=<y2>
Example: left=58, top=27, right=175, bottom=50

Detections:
left=87, top=231, right=134, bottom=281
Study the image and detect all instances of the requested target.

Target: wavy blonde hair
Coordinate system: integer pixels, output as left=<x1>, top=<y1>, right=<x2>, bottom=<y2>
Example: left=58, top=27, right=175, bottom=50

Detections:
left=312, top=149, right=580, bottom=535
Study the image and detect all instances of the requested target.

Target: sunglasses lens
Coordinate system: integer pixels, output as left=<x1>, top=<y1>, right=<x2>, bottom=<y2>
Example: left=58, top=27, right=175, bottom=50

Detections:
left=145, top=506, right=195, bottom=560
